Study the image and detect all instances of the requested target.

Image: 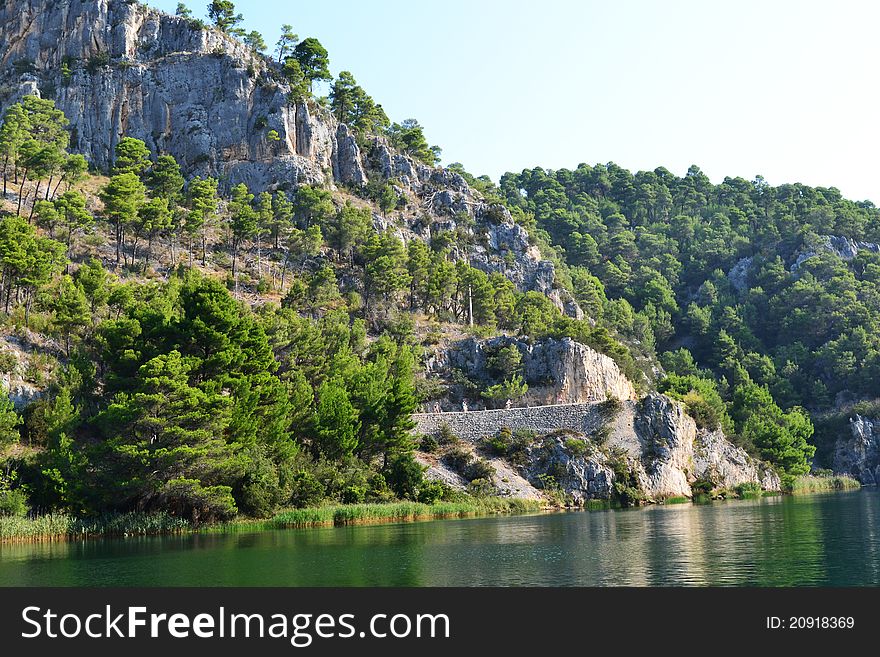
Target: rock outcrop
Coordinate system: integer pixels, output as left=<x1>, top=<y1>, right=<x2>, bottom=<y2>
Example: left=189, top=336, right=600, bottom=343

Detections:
left=417, top=393, right=779, bottom=503
left=832, top=415, right=880, bottom=484
left=438, top=336, right=636, bottom=410
left=0, top=0, right=581, bottom=316
left=791, top=235, right=880, bottom=271
left=0, top=0, right=363, bottom=190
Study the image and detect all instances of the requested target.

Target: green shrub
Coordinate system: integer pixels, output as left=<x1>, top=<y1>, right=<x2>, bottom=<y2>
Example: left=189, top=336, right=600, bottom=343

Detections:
left=564, top=437, right=589, bottom=457
left=691, top=477, right=716, bottom=496
left=465, top=458, right=495, bottom=482
left=366, top=473, right=394, bottom=503
left=443, top=446, right=472, bottom=472
left=0, top=351, right=17, bottom=374
left=419, top=434, right=438, bottom=453
left=86, top=52, right=110, bottom=74
left=384, top=453, right=425, bottom=500
left=437, top=422, right=459, bottom=446
left=416, top=480, right=445, bottom=504
left=157, top=478, right=237, bottom=524
left=734, top=481, right=762, bottom=498
left=482, top=427, right=511, bottom=456
left=290, top=471, right=326, bottom=508
left=467, top=478, right=495, bottom=497
left=341, top=484, right=367, bottom=504
left=0, top=488, right=28, bottom=517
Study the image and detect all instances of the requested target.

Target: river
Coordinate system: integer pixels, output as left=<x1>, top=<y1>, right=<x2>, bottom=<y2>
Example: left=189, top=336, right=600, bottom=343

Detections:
left=1, top=490, right=878, bottom=586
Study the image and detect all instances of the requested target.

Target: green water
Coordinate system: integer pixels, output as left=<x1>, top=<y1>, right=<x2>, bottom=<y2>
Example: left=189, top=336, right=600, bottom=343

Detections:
left=1, top=490, right=879, bottom=586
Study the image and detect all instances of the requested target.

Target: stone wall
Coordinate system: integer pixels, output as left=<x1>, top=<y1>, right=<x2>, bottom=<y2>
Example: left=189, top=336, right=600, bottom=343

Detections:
left=413, top=403, right=603, bottom=442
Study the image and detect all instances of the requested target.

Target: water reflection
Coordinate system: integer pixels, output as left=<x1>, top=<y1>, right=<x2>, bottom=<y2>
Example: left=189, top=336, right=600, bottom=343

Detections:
left=0, top=490, right=876, bottom=586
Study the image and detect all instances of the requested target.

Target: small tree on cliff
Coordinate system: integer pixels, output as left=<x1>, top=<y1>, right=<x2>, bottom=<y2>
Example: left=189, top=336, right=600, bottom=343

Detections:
left=207, top=1, right=242, bottom=33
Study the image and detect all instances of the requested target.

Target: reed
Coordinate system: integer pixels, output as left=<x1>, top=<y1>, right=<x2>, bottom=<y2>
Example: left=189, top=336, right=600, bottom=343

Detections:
left=788, top=475, right=861, bottom=494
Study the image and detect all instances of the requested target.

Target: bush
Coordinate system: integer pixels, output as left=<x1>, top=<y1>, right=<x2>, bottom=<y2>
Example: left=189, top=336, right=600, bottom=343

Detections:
left=564, top=437, right=589, bottom=457
left=0, top=488, right=28, bottom=517
left=465, top=458, right=495, bottom=482
left=366, top=473, right=394, bottom=503
left=416, top=481, right=445, bottom=504
left=341, top=484, right=367, bottom=504
left=290, top=471, right=326, bottom=508
left=482, top=427, right=511, bottom=456
left=734, top=481, right=762, bottom=498
left=156, top=478, right=237, bottom=525
left=384, top=453, right=425, bottom=500
left=467, top=478, right=496, bottom=497
left=419, top=434, right=438, bottom=453
left=235, top=449, right=286, bottom=518
left=86, top=52, right=110, bottom=74
left=437, top=422, right=459, bottom=446
left=0, top=351, right=17, bottom=374
left=599, top=395, right=623, bottom=418
left=443, top=446, right=472, bottom=472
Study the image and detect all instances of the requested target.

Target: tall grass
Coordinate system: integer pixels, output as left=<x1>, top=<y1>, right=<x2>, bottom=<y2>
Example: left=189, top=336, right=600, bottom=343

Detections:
left=0, top=512, right=191, bottom=543
left=222, top=499, right=545, bottom=531
left=1, top=499, right=545, bottom=542
left=788, top=475, right=861, bottom=494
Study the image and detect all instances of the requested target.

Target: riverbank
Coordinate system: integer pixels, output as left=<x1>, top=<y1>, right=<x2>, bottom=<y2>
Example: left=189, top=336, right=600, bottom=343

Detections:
left=788, top=474, right=861, bottom=494
left=0, top=498, right=545, bottom=544
left=0, top=480, right=864, bottom=544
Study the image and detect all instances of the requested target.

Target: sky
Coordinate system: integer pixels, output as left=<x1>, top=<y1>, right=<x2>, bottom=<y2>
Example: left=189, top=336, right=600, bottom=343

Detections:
left=151, top=1, right=880, bottom=203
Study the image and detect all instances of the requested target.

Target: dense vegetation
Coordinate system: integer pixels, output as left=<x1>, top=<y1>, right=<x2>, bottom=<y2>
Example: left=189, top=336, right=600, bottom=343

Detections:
left=0, top=91, right=625, bottom=523
left=0, top=1, right=872, bottom=527
left=492, top=163, right=880, bottom=475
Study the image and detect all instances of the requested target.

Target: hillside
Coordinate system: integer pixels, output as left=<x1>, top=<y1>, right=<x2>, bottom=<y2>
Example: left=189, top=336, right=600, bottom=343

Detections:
left=0, top=0, right=868, bottom=526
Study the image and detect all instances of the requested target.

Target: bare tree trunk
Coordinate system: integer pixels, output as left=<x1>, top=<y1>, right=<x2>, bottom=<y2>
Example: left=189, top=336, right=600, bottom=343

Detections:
left=115, top=221, right=121, bottom=266
left=279, top=250, right=290, bottom=295
left=27, top=180, right=42, bottom=223
left=44, top=175, right=53, bottom=200
left=144, top=233, right=153, bottom=273
left=51, top=175, right=65, bottom=199
left=16, top=169, right=28, bottom=215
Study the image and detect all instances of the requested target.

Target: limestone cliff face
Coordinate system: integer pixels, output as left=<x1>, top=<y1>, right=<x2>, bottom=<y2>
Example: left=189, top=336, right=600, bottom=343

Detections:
left=832, top=415, right=880, bottom=484
left=0, top=0, right=366, bottom=190
left=419, top=338, right=779, bottom=502
left=439, top=336, right=635, bottom=410
left=0, top=0, right=580, bottom=315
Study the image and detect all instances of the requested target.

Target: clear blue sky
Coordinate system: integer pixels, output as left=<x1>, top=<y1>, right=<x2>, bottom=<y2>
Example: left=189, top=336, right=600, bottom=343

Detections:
left=152, top=1, right=880, bottom=203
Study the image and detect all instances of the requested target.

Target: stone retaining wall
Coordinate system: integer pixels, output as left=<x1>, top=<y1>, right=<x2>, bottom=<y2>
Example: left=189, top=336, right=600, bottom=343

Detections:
left=413, top=403, right=602, bottom=442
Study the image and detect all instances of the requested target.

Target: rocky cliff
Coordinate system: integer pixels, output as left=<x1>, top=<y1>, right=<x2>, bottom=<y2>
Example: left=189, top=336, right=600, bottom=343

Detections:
left=418, top=337, right=779, bottom=503
left=832, top=415, right=880, bottom=484
left=435, top=336, right=635, bottom=410
left=0, top=0, right=364, bottom=189
left=0, top=0, right=581, bottom=315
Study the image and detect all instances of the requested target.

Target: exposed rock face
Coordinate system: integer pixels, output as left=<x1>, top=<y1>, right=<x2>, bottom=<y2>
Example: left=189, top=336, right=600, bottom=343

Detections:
left=439, top=336, right=635, bottom=410
left=523, top=436, right=615, bottom=503
left=0, top=0, right=364, bottom=190
left=693, top=428, right=781, bottom=491
left=791, top=235, right=880, bottom=271
left=832, top=415, right=880, bottom=484
left=727, top=256, right=753, bottom=294
left=630, top=393, right=696, bottom=498
left=415, top=391, right=780, bottom=502
left=0, top=336, right=49, bottom=409
left=0, top=0, right=581, bottom=316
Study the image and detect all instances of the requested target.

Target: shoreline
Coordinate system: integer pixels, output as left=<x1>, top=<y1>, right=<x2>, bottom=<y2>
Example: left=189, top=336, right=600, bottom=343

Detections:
left=0, top=478, right=863, bottom=544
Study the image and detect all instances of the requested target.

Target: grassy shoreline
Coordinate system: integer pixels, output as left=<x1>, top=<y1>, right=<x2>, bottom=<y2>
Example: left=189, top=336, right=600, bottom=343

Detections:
left=0, top=479, right=867, bottom=544
left=0, top=499, right=545, bottom=544
left=788, top=474, right=861, bottom=494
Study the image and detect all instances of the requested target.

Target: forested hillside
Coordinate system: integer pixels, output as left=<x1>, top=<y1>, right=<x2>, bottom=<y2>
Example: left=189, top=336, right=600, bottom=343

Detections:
left=0, top=0, right=868, bottom=528
left=497, top=165, right=880, bottom=464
